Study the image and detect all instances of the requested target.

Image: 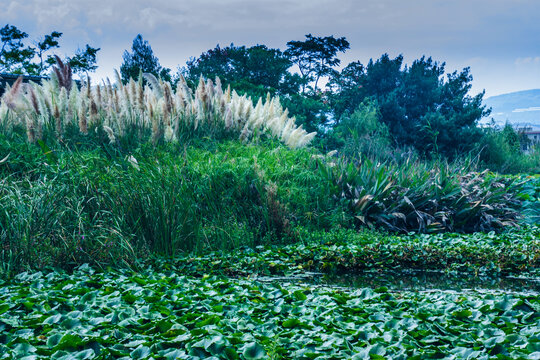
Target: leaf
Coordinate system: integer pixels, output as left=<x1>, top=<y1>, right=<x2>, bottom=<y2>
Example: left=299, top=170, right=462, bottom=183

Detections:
left=0, top=303, right=11, bottom=315
left=282, top=318, right=301, bottom=328
left=130, top=345, right=151, bottom=359
left=37, top=140, right=58, bottom=164
left=242, top=342, right=266, bottom=360
left=47, top=334, right=62, bottom=348
left=293, top=290, right=307, bottom=301
left=71, top=349, right=95, bottom=359
left=452, top=309, right=472, bottom=319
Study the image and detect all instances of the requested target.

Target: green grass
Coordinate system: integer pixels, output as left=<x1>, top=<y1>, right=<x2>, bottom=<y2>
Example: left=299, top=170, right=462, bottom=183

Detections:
left=0, top=133, right=344, bottom=274
left=0, top=129, right=534, bottom=275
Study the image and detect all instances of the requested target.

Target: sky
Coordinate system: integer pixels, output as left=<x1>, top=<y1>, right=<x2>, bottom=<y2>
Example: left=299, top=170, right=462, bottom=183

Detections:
left=2, top=0, right=540, bottom=97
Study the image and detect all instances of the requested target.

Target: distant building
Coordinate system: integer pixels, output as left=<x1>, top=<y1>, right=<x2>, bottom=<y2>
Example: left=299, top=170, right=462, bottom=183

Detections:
left=516, top=124, right=540, bottom=153
left=0, top=73, right=49, bottom=97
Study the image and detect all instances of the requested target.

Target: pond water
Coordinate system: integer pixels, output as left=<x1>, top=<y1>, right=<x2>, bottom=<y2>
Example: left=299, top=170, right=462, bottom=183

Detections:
left=255, top=270, right=540, bottom=295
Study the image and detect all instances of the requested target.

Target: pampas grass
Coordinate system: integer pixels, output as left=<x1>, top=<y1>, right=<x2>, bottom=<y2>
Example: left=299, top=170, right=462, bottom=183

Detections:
left=0, top=59, right=316, bottom=149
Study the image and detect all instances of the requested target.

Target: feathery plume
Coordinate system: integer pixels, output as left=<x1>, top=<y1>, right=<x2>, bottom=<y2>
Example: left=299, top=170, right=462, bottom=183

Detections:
left=103, top=125, right=115, bottom=143
left=28, top=87, right=40, bottom=115
left=53, top=55, right=72, bottom=91
left=78, top=108, right=88, bottom=134
left=90, top=99, right=99, bottom=125
left=1, top=76, right=23, bottom=110
left=143, top=73, right=163, bottom=98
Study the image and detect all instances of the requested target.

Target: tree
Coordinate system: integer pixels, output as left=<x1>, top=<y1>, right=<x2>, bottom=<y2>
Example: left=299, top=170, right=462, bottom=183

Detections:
left=68, top=45, right=100, bottom=78
left=35, top=31, right=63, bottom=75
left=120, top=34, right=170, bottom=83
left=0, top=24, right=35, bottom=74
left=0, top=24, right=99, bottom=76
left=285, top=34, right=350, bottom=93
left=327, top=54, right=490, bottom=157
left=183, top=44, right=295, bottom=97
left=326, top=61, right=365, bottom=121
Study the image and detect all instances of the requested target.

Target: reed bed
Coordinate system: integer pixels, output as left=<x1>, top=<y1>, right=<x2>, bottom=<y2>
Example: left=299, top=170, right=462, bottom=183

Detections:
left=0, top=58, right=315, bottom=148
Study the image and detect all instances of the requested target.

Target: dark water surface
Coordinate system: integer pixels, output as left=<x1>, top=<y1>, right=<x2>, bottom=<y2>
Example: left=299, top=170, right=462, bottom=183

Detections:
left=256, top=270, right=540, bottom=294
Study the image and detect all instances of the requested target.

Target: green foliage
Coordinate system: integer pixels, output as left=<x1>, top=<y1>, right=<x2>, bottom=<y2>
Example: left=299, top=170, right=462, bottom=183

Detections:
left=0, top=126, right=531, bottom=274
left=35, top=30, right=62, bottom=75
left=0, top=24, right=98, bottom=76
left=0, top=24, right=35, bottom=74
left=0, top=134, right=339, bottom=273
left=150, top=226, right=540, bottom=277
left=319, top=155, right=521, bottom=233
left=325, top=60, right=364, bottom=120
left=327, top=54, right=490, bottom=157
left=0, top=264, right=539, bottom=359
left=285, top=34, right=350, bottom=93
left=479, top=123, right=540, bottom=173
left=67, top=45, right=100, bottom=77
left=281, top=92, right=330, bottom=133
left=120, top=34, right=171, bottom=83
left=324, top=100, right=392, bottom=160
left=183, top=44, right=295, bottom=97
left=517, top=175, right=540, bottom=224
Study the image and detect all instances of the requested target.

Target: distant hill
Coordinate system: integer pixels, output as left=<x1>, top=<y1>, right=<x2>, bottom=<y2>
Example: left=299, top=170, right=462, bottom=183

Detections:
left=482, top=89, right=540, bottom=126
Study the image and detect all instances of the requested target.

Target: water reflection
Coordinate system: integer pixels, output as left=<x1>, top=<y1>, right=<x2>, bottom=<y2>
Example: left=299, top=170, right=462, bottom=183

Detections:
left=257, top=270, right=540, bottom=294
left=318, top=270, right=540, bottom=294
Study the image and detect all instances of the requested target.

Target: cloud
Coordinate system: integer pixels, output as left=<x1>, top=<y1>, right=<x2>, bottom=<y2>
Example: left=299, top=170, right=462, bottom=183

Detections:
left=513, top=107, right=540, bottom=113
left=2, top=0, right=540, bottom=95
left=515, top=56, right=540, bottom=65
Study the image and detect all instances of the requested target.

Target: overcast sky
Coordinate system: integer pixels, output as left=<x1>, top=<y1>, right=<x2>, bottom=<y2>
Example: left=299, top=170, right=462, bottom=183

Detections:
left=2, top=0, right=540, bottom=97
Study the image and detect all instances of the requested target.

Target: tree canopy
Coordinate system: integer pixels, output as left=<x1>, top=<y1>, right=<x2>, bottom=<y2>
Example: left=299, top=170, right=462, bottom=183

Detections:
left=285, top=34, right=350, bottom=93
left=68, top=45, right=100, bottom=78
left=0, top=24, right=99, bottom=76
left=183, top=44, right=296, bottom=98
left=327, top=54, right=490, bottom=156
left=120, top=34, right=170, bottom=83
left=0, top=24, right=36, bottom=74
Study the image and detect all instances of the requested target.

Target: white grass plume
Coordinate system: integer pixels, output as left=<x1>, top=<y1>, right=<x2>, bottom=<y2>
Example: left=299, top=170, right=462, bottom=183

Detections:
left=1, top=66, right=316, bottom=149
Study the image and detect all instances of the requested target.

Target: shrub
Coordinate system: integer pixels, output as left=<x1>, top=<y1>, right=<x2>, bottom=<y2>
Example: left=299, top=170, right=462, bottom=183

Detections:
left=478, top=123, right=540, bottom=174
left=318, top=154, right=522, bottom=233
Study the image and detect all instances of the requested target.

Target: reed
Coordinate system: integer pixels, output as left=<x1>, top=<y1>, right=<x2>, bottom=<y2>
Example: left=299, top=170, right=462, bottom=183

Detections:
left=0, top=60, right=316, bottom=149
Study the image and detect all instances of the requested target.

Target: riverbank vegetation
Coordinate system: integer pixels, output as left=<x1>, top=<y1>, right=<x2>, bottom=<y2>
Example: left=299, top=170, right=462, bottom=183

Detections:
left=1, top=39, right=539, bottom=359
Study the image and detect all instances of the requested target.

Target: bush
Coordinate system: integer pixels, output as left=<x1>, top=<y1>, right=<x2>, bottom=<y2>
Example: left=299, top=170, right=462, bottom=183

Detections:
left=318, top=154, right=522, bottom=233
left=479, top=123, right=540, bottom=173
left=326, top=100, right=394, bottom=161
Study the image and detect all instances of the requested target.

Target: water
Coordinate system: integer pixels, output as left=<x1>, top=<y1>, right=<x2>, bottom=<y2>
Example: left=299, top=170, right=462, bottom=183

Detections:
left=255, top=270, right=540, bottom=294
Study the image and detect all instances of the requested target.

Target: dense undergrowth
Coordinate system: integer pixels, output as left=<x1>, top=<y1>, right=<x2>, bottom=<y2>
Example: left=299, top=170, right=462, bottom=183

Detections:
left=0, top=127, right=535, bottom=275
left=156, top=226, right=540, bottom=278
left=0, top=63, right=536, bottom=275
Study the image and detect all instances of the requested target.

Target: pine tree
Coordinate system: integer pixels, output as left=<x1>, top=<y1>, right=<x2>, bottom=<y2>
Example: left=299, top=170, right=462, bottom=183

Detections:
left=120, top=34, right=170, bottom=84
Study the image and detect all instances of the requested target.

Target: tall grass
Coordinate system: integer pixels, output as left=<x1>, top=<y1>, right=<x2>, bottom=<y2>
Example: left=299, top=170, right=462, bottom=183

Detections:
left=0, top=134, right=344, bottom=275
left=0, top=59, right=315, bottom=149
